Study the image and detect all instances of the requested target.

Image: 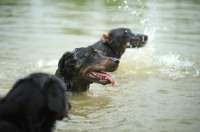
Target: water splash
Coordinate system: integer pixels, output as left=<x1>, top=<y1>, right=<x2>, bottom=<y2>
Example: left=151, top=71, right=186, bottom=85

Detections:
left=118, top=46, right=199, bottom=80
left=108, top=0, right=199, bottom=79
left=35, top=59, right=58, bottom=73
left=153, top=53, right=196, bottom=79
left=108, top=0, right=145, bottom=23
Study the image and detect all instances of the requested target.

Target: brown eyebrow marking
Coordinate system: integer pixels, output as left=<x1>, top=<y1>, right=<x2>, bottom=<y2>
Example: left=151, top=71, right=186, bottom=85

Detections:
left=93, top=48, right=98, bottom=52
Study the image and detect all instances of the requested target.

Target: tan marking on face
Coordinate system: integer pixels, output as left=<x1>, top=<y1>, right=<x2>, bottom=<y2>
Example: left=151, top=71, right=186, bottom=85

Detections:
left=93, top=48, right=98, bottom=52
left=104, top=32, right=109, bottom=37
left=124, top=43, right=129, bottom=48
left=100, top=60, right=114, bottom=68
left=80, top=65, right=106, bottom=75
left=101, top=32, right=110, bottom=43
left=116, top=44, right=127, bottom=57
left=80, top=67, right=90, bottom=75
left=99, top=51, right=103, bottom=54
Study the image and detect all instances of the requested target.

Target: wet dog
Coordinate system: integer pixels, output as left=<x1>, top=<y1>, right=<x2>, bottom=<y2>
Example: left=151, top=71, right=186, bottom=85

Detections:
left=0, top=73, right=71, bottom=132
left=92, top=27, right=148, bottom=59
left=55, top=47, right=119, bottom=92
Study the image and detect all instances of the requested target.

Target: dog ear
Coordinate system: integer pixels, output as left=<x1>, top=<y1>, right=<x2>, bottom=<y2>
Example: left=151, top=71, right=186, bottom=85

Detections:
left=57, top=52, right=76, bottom=73
left=44, top=79, right=67, bottom=120
left=101, top=32, right=111, bottom=44
left=58, top=52, right=73, bottom=71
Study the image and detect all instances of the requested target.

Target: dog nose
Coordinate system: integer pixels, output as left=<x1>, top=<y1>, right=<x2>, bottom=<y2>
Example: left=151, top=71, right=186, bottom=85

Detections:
left=113, top=58, right=120, bottom=64
left=133, top=34, right=148, bottom=42
left=138, top=34, right=148, bottom=42
left=144, top=35, right=148, bottom=41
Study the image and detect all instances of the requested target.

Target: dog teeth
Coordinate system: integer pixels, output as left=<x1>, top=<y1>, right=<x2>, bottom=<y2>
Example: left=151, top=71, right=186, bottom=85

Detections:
left=92, top=72, right=97, bottom=76
left=142, top=36, right=144, bottom=41
left=91, top=72, right=105, bottom=79
left=105, top=77, right=108, bottom=79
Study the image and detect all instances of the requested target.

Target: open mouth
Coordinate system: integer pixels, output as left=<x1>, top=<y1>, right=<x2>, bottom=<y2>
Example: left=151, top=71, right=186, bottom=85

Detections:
left=87, top=71, right=115, bottom=86
left=127, top=34, right=148, bottom=48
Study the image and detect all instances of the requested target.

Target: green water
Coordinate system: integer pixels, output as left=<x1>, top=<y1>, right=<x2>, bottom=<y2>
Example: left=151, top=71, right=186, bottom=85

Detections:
left=0, top=0, right=200, bottom=131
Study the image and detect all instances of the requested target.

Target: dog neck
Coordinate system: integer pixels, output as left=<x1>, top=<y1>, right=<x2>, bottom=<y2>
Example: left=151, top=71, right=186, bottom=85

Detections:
left=72, top=82, right=90, bottom=93
left=63, top=77, right=91, bottom=92
left=93, top=41, right=122, bottom=59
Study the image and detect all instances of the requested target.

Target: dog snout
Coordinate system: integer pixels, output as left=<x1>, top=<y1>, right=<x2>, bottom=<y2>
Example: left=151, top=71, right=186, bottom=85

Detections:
left=129, top=34, right=148, bottom=48
left=137, top=34, right=148, bottom=42
left=132, top=34, right=148, bottom=42
left=112, top=58, right=120, bottom=65
left=65, top=101, right=71, bottom=111
left=133, top=34, right=140, bottom=41
left=143, top=35, right=148, bottom=42
left=64, top=101, right=71, bottom=119
left=139, top=34, right=148, bottom=42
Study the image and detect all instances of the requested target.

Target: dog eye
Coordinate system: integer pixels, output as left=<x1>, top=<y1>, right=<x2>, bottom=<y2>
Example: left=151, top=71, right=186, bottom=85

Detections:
left=91, top=53, right=96, bottom=56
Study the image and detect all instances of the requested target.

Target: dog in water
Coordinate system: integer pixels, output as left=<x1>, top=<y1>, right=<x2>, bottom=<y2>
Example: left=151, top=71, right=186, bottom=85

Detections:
left=91, top=27, right=148, bottom=59
left=0, top=73, right=71, bottom=132
left=55, top=47, right=119, bottom=92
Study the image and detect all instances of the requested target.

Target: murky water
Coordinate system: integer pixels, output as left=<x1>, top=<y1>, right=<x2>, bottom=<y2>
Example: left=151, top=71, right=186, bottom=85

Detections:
left=0, top=0, right=200, bottom=131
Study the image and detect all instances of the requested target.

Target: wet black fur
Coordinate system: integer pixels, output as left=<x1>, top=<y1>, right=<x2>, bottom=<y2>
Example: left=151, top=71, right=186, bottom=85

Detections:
left=0, top=73, right=70, bottom=132
left=92, top=27, right=148, bottom=59
left=55, top=46, right=119, bottom=92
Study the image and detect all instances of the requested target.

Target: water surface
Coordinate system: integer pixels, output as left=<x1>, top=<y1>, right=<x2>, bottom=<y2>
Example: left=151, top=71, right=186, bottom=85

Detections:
left=0, top=0, right=200, bottom=132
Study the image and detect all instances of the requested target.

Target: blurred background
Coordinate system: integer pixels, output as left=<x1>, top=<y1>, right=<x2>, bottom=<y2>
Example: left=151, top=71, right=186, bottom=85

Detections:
left=0, top=0, right=200, bottom=132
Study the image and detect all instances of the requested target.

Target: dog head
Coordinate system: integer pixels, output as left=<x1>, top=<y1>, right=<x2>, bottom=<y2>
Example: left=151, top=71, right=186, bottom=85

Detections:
left=0, top=73, right=71, bottom=131
left=9, top=73, right=71, bottom=120
left=38, top=73, right=71, bottom=120
left=101, top=28, right=148, bottom=58
left=56, top=47, right=119, bottom=92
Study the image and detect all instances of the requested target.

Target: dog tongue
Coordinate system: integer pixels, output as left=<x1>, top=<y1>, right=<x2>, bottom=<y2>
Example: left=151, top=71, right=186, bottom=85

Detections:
left=94, top=72, right=115, bottom=86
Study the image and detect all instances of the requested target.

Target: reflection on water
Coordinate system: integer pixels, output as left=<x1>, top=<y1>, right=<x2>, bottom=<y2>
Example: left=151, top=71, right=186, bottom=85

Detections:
left=0, top=0, right=200, bottom=132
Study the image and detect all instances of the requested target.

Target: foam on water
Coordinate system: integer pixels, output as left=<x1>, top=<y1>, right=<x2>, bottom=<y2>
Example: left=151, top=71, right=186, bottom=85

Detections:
left=111, top=0, right=199, bottom=79
left=117, top=25, right=199, bottom=79
left=34, top=59, right=58, bottom=74
left=118, top=42, right=199, bottom=79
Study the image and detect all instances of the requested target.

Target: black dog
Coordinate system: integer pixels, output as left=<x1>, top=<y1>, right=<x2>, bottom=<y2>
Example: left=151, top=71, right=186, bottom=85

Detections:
left=92, top=27, right=148, bottom=59
left=0, top=73, right=71, bottom=132
left=55, top=47, right=119, bottom=92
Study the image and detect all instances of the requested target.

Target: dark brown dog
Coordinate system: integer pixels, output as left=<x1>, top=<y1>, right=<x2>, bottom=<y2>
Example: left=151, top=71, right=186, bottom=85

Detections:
left=0, top=73, right=71, bottom=132
left=92, top=27, right=148, bottom=59
left=55, top=47, right=119, bottom=92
